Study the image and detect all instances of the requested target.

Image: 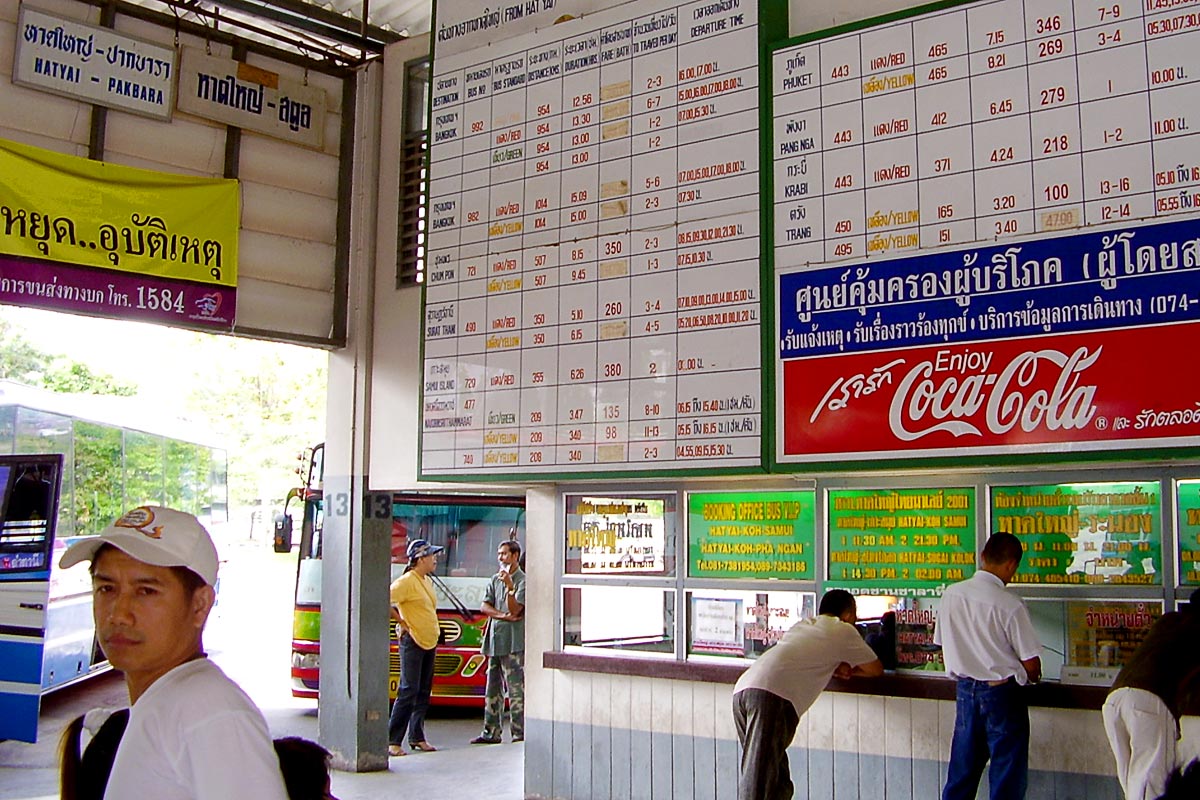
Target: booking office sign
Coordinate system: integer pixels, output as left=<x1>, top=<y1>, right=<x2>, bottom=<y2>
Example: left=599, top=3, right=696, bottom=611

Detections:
left=775, top=216, right=1200, bottom=466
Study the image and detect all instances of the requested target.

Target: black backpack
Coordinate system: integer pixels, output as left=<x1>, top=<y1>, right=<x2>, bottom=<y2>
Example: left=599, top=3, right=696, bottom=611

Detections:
left=60, top=708, right=130, bottom=800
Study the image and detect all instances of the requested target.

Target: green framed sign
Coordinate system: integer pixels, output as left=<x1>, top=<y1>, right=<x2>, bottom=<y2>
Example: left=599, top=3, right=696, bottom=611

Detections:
left=991, top=482, right=1162, bottom=586
left=1176, top=480, right=1200, bottom=586
left=826, top=487, right=976, bottom=595
left=687, top=491, right=815, bottom=579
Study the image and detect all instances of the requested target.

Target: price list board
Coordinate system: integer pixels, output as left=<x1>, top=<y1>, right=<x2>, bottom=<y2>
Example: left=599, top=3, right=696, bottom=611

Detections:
left=420, top=0, right=783, bottom=478
left=826, top=487, right=977, bottom=596
left=771, top=0, right=1200, bottom=268
left=993, top=481, right=1162, bottom=585
left=1174, top=478, right=1200, bottom=584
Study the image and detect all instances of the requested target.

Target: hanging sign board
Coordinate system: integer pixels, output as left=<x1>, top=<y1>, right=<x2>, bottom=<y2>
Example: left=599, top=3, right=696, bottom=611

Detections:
left=176, top=48, right=326, bottom=150
left=13, top=6, right=176, bottom=121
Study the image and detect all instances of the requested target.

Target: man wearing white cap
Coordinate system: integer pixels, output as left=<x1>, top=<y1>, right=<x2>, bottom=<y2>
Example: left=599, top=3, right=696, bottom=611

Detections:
left=60, top=506, right=288, bottom=800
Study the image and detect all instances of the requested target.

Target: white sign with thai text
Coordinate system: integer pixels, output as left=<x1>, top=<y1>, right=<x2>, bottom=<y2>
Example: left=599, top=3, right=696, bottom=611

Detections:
left=176, top=48, right=326, bottom=150
left=13, top=6, right=176, bottom=121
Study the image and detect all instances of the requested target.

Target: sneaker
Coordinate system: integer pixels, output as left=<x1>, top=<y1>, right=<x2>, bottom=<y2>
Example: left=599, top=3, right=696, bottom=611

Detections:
left=470, top=735, right=502, bottom=744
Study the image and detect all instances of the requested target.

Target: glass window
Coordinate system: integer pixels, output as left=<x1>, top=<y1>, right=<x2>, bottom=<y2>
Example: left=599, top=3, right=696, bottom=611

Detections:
left=686, top=589, right=816, bottom=659
left=73, top=421, right=123, bottom=536
left=124, top=431, right=164, bottom=508
left=563, top=585, right=675, bottom=654
left=13, top=407, right=73, bottom=536
left=564, top=493, right=677, bottom=575
left=0, top=405, right=15, bottom=453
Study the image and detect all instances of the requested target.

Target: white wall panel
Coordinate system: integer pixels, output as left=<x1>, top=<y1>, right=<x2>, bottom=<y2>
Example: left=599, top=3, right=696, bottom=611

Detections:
left=240, top=181, right=337, bottom=243
left=239, top=231, right=335, bottom=291
left=104, top=114, right=227, bottom=176
left=239, top=133, right=340, bottom=198
left=234, top=276, right=332, bottom=339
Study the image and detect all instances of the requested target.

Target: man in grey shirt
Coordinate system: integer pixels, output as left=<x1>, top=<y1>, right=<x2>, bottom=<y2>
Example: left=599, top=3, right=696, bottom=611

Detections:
left=471, top=540, right=526, bottom=744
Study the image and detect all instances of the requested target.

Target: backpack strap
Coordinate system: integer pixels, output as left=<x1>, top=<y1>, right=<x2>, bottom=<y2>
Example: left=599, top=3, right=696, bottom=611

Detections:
left=77, top=708, right=130, bottom=800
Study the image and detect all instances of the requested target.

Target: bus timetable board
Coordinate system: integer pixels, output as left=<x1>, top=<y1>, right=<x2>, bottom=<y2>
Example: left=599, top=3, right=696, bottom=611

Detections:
left=826, top=487, right=976, bottom=596
left=420, top=0, right=784, bottom=478
left=774, top=0, right=1200, bottom=465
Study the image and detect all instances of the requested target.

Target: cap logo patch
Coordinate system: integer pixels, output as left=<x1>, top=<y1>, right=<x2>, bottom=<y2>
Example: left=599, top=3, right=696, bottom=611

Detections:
left=114, top=507, right=164, bottom=539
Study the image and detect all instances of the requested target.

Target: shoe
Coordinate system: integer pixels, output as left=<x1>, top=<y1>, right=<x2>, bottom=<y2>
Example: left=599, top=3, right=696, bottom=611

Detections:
left=410, top=741, right=437, bottom=752
left=470, top=735, right=501, bottom=744
left=388, top=745, right=407, bottom=757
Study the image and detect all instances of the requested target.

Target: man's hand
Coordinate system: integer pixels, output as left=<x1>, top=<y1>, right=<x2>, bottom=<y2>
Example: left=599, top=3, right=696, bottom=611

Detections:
left=833, top=662, right=853, bottom=680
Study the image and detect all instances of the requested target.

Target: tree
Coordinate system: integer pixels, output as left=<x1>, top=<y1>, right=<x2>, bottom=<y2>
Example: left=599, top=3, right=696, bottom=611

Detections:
left=0, top=319, right=49, bottom=384
left=0, top=317, right=135, bottom=395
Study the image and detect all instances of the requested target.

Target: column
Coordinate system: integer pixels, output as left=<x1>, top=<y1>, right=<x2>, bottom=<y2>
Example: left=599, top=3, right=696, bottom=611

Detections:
left=675, top=0, right=761, bottom=467
left=557, top=27, right=602, bottom=467
left=520, top=40, right=564, bottom=469
left=1074, top=0, right=1153, bottom=225
left=422, top=65, right=466, bottom=471
left=482, top=50, right=528, bottom=471
left=455, top=60, right=493, bottom=471
left=1145, top=3, right=1200, bottom=217
left=967, top=0, right=1035, bottom=241
left=913, top=8, right=975, bottom=248
left=629, top=7, right=680, bottom=466
left=594, top=18, right=634, bottom=465
left=819, top=31, right=866, bottom=261
left=859, top=20, right=919, bottom=258
left=773, top=43, right=824, bottom=267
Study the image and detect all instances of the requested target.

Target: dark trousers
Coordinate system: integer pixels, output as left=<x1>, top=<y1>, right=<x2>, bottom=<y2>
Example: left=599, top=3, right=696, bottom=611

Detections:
left=733, top=688, right=801, bottom=800
left=387, top=633, right=436, bottom=746
left=943, top=677, right=1030, bottom=800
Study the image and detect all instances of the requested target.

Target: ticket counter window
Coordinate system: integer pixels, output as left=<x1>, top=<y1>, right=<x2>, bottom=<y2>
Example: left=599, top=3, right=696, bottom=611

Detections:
left=686, top=590, right=816, bottom=660
left=563, top=586, right=675, bottom=654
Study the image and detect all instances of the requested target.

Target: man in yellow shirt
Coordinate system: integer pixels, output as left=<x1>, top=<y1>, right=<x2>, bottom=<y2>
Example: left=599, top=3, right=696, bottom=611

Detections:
left=387, top=539, right=443, bottom=757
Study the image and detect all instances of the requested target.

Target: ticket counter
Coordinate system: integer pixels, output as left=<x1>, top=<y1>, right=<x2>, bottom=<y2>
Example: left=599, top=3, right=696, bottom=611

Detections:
left=522, top=470, right=1199, bottom=800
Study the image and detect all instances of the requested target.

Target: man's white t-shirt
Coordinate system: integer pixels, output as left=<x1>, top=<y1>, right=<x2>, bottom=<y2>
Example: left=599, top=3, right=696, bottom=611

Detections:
left=934, top=570, right=1041, bottom=684
left=733, top=614, right=879, bottom=716
left=105, top=658, right=289, bottom=800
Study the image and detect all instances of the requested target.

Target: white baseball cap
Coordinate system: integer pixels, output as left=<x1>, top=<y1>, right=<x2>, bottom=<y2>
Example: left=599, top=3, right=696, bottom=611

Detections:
left=59, top=506, right=219, bottom=586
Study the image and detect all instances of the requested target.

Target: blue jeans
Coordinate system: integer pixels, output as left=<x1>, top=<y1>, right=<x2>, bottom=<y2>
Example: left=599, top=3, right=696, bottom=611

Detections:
left=943, top=678, right=1029, bottom=800
left=388, top=633, right=436, bottom=746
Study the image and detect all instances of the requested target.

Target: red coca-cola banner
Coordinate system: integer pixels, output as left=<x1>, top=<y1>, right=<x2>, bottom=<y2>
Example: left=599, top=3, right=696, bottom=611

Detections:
left=779, top=323, right=1200, bottom=463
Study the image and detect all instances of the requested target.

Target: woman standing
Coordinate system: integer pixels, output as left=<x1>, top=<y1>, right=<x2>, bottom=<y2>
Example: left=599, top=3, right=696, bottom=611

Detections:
left=387, top=539, right=444, bottom=757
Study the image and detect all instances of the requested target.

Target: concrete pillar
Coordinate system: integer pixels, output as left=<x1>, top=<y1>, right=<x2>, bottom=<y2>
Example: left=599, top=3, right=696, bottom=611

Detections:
left=317, top=58, right=391, bottom=772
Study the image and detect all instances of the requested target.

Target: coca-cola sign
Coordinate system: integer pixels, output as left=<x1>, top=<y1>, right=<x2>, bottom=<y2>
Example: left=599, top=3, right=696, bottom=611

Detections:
left=779, top=325, right=1200, bottom=462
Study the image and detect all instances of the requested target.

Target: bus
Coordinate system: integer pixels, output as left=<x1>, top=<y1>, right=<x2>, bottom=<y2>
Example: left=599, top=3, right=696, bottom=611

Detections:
left=0, top=382, right=228, bottom=741
left=287, top=446, right=525, bottom=705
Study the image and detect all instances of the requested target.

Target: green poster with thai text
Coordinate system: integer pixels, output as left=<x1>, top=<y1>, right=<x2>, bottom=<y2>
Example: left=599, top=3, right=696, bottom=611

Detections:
left=991, top=482, right=1161, bottom=586
left=826, top=488, right=976, bottom=596
left=1175, top=480, right=1200, bottom=586
left=688, top=491, right=814, bottom=579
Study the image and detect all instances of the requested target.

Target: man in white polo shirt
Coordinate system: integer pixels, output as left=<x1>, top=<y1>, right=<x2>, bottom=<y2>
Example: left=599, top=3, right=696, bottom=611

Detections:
left=732, top=589, right=883, bottom=800
left=935, top=532, right=1042, bottom=800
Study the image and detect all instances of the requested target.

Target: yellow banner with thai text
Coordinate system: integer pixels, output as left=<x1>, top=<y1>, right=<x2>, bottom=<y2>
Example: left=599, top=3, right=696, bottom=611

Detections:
left=0, top=137, right=238, bottom=287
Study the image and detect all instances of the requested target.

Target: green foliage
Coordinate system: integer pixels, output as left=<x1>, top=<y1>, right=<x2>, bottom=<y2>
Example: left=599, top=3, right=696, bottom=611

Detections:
left=0, top=318, right=135, bottom=395
left=42, top=362, right=136, bottom=396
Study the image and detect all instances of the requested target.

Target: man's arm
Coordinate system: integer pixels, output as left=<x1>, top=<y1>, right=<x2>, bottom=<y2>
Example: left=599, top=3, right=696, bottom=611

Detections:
left=1021, top=656, right=1041, bottom=684
left=851, top=658, right=885, bottom=677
